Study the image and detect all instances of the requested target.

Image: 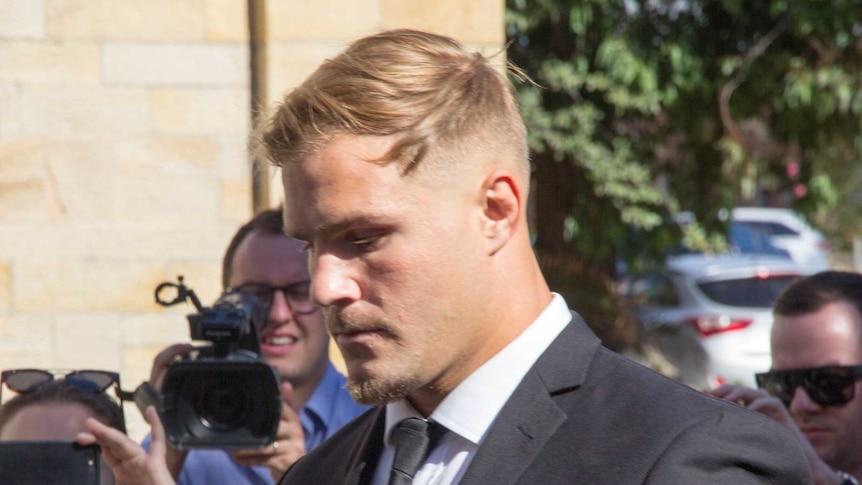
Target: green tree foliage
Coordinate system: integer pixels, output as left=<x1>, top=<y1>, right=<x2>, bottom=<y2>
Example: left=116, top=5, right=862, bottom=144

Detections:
left=507, top=0, right=862, bottom=347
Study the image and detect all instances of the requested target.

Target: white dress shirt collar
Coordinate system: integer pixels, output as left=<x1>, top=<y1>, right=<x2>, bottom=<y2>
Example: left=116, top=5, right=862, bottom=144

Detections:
left=383, top=293, right=572, bottom=446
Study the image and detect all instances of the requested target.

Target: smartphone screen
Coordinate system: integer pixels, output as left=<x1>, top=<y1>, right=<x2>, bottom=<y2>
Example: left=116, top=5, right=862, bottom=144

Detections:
left=0, top=441, right=101, bottom=485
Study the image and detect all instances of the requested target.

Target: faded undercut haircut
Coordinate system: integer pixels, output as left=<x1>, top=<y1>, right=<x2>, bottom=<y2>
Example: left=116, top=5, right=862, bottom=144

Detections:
left=258, top=29, right=529, bottom=186
left=774, top=271, right=862, bottom=321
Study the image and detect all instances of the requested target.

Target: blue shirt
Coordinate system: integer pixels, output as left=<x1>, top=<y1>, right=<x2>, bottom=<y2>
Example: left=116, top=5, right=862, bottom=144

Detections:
left=144, top=363, right=367, bottom=485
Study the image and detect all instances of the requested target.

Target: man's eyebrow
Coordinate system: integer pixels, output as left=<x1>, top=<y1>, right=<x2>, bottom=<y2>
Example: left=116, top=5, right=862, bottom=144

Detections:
left=285, top=214, right=392, bottom=241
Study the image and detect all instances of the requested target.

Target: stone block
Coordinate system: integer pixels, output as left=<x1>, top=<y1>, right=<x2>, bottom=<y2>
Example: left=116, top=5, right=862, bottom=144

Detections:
left=18, top=85, right=150, bottom=136
left=380, top=0, right=505, bottom=46
left=150, top=88, right=250, bottom=136
left=0, top=314, right=52, bottom=352
left=0, top=349, right=54, bottom=374
left=46, top=140, right=115, bottom=221
left=0, top=40, right=100, bottom=83
left=0, top=263, right=9, bottom=314
left=0, top=178, right=48, bottom=223
left=0, top=83, right=19, bottom=137
left=0, top=222, right=233, bottom=265
left=53, top=313, right=122, bottom=370
left=88, top=224, right=232, bottom=264
left=206, top=0, right=248, bottom=42
left=218, top=137, right=252, bottom=180
left=0, top=0, right=45, bottom=39
left=46, top=0, right=205, bottom=41
left=119, top=313, right=194, bottom=348
left=0, top=138, right=44, bottom=180
left=113, top=171, right=220, bottom=224
left=0, top=138, right=113, bottom=222
left=14, top=262, right=172, bottom=313
left=267, top=0, right=380, bottom=41
left=221, top=177, right=253, bottom=224
left=267, top=40, right=343, bottom=104
left=114, top=137, right=220, bottom=176
left=103, top=43, right=248, bottom=87
left=0, top=225, right=93, bottom=262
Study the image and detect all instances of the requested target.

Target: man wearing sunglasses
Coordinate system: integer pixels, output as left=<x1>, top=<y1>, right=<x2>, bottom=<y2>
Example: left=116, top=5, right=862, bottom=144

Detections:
left=711, top=271, right=862, bottom=485
left=143, top=208, right=367, bottom=484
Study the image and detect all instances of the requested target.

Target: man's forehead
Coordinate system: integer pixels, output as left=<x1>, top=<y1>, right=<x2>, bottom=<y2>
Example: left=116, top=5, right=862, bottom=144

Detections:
left=280, top=203, right=306, bottom=240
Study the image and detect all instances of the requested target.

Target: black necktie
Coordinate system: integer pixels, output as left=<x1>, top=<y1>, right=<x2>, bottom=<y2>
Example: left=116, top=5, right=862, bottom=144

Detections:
left=388, top=417, right=446, bottom=485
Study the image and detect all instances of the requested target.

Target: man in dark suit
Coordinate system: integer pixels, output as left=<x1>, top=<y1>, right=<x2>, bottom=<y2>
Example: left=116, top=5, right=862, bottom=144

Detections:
left=255, top=29, right=812, bottom=484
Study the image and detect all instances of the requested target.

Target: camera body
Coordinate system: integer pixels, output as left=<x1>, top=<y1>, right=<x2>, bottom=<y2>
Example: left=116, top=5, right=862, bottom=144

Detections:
left=144, top=280, right=282, bottom=450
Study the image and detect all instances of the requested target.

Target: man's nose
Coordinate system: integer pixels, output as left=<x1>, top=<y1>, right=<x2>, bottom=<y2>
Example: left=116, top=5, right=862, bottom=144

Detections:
left=788, top=385, right=823, bottom=414
left=268, top=289, right=294, bottom=322
left=310, top=253, right=360, bottom=307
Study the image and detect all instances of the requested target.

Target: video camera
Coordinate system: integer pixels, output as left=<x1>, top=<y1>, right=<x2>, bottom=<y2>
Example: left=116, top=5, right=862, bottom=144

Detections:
left=135, top=276, right=282, bottom=450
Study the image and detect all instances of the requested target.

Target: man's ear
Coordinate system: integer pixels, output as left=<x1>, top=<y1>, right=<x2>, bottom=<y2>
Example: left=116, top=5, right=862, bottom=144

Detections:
left=480, top=170, right=522, bottom=255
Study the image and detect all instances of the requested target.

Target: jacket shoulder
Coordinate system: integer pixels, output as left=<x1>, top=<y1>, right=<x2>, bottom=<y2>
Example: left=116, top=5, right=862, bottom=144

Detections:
left=278, top=407, right=380, bottom=485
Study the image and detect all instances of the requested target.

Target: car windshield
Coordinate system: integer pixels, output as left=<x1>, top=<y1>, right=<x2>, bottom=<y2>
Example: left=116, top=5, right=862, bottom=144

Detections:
left=697, top=275, right=799, bottom=308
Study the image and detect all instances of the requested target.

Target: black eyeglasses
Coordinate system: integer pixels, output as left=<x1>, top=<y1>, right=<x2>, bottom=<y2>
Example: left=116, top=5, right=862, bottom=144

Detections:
left=756, top=365, right=862, bottom=407
left=229, top=281, right=318, bottom=315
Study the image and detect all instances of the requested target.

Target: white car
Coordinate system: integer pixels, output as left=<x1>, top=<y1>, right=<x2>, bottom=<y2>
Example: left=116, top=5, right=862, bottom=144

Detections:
left=731, top=207, right=831, bottom=272
left=624, top=253, right=815, bottom=387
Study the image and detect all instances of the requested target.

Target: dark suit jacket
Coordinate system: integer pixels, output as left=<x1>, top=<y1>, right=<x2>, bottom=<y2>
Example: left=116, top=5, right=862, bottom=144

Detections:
left=279, top=313, right=811, bottom=484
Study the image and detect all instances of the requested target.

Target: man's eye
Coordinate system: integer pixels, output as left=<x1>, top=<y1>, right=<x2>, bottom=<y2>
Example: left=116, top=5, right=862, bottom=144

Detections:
left=348, top=230, right=384, bottom=249
left=287, top=283, right=311, bottom=298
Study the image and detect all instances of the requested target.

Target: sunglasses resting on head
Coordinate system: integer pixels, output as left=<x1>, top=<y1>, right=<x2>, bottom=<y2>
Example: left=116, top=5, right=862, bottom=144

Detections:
left=756, top=364, right=862, bottom=407
left=1, top=369, right=134, bottom=419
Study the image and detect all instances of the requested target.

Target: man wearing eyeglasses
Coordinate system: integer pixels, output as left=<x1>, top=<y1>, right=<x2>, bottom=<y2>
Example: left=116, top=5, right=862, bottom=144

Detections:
left=711, top=271, right=862, bottom=485
left=145, top=208, right=367, bottom=484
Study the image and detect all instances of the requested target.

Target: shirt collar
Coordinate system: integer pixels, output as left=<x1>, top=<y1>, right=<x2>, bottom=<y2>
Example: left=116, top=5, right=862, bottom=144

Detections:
left=302, top=363, right=341, bottom=429
left=384, top=293, right=571, bottom=446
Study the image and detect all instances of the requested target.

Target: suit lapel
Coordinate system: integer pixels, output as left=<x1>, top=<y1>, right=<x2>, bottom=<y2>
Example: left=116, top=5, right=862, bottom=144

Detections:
left=459, top=315, right=600, bottom=484
left=345, top=408, right=386, bottom=485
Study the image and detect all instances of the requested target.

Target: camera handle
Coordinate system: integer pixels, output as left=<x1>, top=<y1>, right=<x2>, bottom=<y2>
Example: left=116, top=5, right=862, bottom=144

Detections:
left=131, top=381, right=165, bottom=420
left=155, top=276, right=203, bottom=312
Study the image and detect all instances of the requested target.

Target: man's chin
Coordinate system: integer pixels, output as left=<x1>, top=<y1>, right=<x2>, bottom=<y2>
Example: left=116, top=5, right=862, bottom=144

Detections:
left=346, top=374, right=411, bottom=406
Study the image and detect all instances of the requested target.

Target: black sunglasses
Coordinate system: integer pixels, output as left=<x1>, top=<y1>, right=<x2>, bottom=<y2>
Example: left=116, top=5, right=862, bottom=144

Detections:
left=756, top=365, right=862, bottom=407
left=1, top=369, right=134, bottom=410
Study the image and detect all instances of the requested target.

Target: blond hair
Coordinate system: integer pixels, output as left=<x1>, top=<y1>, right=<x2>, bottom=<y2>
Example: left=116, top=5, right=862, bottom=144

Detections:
left=259, top=29, right=528, bottom=184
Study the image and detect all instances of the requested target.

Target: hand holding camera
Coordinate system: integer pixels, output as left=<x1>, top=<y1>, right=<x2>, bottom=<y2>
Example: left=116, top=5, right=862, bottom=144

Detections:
left=231, top=381, right=307, bottom=483
left=136, top=276, right=283, bottom=451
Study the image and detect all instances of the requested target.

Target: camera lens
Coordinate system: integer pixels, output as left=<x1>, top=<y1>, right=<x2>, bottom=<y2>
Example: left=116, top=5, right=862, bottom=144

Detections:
left=196, top=377, right=252, bottom=432
left=160, top=361, right=282, bottom=449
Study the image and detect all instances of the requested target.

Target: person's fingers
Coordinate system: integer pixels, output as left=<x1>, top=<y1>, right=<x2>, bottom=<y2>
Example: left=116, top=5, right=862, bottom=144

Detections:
left=80, top=417, right=140, bottom=465
left=746, top=395, right=795, bottom=423
left=146, top=406, right=168, bottom=459
left=709, top=384, right=768, bottom=406
left=76, top=432, right=97, bottom=446
left=708, top=383, right=741, bottom=398
left=281, top=381, right=295, bottom=410
left=279, top=381, right=305, bottom=438
left=150, top=343, right=195, bottom=389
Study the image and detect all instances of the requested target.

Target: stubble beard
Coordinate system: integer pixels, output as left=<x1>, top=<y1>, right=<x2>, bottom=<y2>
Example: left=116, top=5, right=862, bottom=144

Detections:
left=346, top=375, right=413, bottom=406
left=326, top=307, right=420, bottom=406
left=343, top=341, right=424, bottom=406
